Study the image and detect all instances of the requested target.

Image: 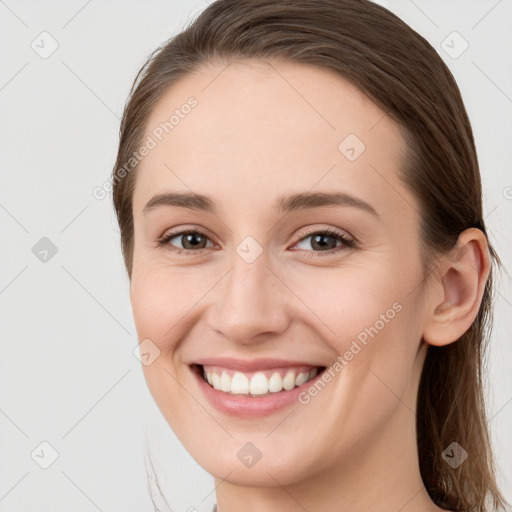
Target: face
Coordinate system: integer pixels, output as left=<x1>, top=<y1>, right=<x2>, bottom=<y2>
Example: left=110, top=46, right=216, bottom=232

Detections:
left=130, top=59, right=431, bottom=487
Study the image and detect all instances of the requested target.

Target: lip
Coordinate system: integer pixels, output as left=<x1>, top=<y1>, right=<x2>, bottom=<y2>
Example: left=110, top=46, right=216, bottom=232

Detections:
left=189, top=363, right=327, bottom=418
left=192, top=357, right=324, bottom=372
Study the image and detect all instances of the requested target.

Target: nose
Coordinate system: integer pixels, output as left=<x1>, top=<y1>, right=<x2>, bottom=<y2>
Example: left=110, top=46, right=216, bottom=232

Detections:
left=207, top=247, right=291, bottom=345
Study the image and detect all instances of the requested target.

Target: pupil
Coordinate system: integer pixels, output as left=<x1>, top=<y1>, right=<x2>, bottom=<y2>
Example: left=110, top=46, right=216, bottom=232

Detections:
left=312, top=234, right=336, bottom=251
left=183, top=233, right=205, bottom=250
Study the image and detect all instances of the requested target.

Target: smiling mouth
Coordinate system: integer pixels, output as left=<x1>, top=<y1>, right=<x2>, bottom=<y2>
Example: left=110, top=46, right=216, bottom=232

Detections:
left=191, top=363, right=327, bottom=397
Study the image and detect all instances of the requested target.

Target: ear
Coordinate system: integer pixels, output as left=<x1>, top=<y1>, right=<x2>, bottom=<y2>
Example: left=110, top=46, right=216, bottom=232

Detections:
left=422, top=228, right=491, bottom=347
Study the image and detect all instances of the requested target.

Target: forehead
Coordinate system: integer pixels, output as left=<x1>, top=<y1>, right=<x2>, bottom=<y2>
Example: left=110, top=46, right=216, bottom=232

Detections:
left=133, top=59, right=412, bottom=223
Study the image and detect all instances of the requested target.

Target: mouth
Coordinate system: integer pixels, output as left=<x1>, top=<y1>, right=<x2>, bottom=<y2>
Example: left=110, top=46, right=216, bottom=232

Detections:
left=190, top=363, right=327, bottom=398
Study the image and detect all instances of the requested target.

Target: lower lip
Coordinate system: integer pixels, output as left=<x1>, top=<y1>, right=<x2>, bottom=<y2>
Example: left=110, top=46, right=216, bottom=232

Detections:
left=190, top=364, right=325, bottom=418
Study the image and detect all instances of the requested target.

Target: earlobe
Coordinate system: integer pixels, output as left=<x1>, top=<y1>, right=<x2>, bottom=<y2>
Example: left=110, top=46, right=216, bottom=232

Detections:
left=423, top=228, right=491, bottom=347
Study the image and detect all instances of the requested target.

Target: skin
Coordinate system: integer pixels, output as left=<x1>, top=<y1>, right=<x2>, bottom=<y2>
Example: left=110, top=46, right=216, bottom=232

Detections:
left=129, top=59, right=490, bottom=512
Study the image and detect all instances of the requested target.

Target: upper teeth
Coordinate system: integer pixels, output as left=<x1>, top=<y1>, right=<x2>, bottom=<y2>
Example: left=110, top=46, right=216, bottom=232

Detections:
left=202, top=366, right=319, bottom=396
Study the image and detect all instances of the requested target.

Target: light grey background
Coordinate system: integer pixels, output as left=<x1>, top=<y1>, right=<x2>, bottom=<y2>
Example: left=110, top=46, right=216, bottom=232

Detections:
left=0, top=1, right=511, bottom=511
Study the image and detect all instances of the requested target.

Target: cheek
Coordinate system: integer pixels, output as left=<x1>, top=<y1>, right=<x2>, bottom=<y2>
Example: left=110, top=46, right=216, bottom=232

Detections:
left=286, top=258, right=424, bottom=392
left=130, top=274, right=174, bottom=350
left=130, top=251, right=421, bottom=358
left=129, top=265, right=205, bottom=424
left=288, top=264, right=403, bottom=344
left=130, top=263, right=209, bottom=351
left=283, top=268, right=422, bottom=451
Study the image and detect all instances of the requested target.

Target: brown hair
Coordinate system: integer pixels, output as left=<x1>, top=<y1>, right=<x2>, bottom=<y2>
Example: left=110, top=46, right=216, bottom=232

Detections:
left=111, top=1, right=508, bottom=510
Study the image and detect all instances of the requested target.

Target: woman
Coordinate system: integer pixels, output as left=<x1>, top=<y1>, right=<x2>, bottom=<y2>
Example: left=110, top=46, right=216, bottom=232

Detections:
left=111, top=0, right=509, bottom=510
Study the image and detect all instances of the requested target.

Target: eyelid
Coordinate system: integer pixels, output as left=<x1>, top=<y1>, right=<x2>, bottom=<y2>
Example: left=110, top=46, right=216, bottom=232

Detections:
left=290, top=226, right=355, bottom=254
left=157, top=224, right=356, bottom=254
left=293, top=225, right=355, bottom=245
left=157, top=226, right=216, bottom=248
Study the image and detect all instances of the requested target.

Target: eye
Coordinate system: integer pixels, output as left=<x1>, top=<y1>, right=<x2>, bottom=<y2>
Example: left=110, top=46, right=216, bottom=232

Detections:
left=157, top=229, right=215, bottom=254
left=291, top=228, right=355, bottom=255
left=157, top=227, right=355, bottom=256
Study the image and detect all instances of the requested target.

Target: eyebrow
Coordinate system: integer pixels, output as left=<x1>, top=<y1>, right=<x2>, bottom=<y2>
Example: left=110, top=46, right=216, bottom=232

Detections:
left=143, top=191, right=379, bottom=218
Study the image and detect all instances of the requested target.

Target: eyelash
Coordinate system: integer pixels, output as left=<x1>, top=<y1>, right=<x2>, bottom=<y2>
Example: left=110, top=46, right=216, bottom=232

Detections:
left=156, top=227, right=355, bottom=257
